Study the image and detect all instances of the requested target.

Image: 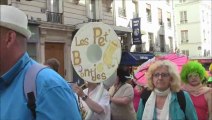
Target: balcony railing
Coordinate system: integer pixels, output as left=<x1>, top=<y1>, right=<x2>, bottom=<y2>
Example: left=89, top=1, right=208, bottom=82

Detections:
left=47, top=11, right=62, bottom=24
left=118, top=7, right=126, bottom=17
left=181, top=40, right=189, bottom=43
left=180, top=20, right=187, bottom=24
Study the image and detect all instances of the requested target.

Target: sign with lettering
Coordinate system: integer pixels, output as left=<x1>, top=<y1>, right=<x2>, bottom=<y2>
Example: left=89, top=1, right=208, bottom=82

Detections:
left=71, top=22, right=121, bottom=83
left=132, top=17, right=142, bottom=44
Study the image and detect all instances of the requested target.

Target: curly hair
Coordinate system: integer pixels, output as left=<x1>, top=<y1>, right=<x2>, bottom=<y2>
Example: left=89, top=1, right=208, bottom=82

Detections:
left=180, top=61, right=206, bottom=83
left=145, top=60, right=181, bottom=92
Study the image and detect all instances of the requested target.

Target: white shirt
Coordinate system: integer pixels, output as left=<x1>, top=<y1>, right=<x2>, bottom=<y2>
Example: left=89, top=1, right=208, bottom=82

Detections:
left=82, top=85, right=111, bottom=120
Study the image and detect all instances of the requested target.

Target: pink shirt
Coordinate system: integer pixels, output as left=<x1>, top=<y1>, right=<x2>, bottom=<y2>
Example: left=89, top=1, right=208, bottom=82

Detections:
left=190, top=94, right=208, bottom=120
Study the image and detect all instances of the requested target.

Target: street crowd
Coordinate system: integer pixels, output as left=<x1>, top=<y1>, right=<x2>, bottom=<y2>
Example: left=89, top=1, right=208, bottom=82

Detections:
left=1, top=5, right=212, bottom=120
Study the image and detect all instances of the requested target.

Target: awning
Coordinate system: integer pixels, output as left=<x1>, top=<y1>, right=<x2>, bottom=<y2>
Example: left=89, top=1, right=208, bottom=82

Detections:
left=120, top=52, right=154, bottom=66
left=112, top=26, right=132, bottom=35
left=112, top=26, right=132, bottom=33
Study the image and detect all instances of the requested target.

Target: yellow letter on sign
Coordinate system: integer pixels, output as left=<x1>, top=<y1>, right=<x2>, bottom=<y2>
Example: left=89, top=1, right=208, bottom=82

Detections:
left=72, top=51, right=81, bottom=65
left=93, top=27, right=102, bottom=44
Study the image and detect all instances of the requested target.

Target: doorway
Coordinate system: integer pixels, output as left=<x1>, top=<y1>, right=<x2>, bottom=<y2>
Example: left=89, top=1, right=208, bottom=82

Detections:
left=45, top=42, right=65, bottom=77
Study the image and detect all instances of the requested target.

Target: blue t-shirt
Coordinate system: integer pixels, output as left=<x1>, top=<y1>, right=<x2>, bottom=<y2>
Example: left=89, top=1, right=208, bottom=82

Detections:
left=0, top=52, right=82, bottom=120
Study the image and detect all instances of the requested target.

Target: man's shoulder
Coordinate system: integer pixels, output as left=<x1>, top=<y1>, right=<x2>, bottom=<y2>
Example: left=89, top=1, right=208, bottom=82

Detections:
left=36, top=68, right=66, bottom=85
left=32, top=65, right=69, bottom=94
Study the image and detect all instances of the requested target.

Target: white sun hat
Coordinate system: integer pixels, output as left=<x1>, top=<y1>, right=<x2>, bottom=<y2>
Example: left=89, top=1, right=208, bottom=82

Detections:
left=0, top=5, right=31, bottom=39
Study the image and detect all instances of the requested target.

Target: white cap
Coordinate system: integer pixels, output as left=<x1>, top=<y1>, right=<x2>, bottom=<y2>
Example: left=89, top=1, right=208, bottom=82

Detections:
left=0, top=5, right=31, bottom=39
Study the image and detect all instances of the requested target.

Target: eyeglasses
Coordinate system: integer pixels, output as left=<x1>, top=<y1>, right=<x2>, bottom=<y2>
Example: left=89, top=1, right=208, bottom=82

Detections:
left=187, top=73, right=199, bottom=79
left=153, top=73, right=170, bottom=78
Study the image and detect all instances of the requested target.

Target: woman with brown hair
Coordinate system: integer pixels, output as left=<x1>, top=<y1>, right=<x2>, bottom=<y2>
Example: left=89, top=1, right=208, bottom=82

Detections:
left=109, top=65, right=136, bottom=120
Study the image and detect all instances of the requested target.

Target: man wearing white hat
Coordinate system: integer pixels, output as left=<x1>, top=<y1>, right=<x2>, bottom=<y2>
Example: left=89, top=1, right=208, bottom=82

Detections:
left=0, top=5, right=81, bottom=119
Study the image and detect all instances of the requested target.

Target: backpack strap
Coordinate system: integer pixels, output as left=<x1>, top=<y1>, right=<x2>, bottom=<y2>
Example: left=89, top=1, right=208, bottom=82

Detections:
left=140, top=88, right=152, bottom=106
left=140, top=88, right=187, bottom=119
left=24, top=63, right=47, bottom=119
left=176, top=90, right=186, bottom=118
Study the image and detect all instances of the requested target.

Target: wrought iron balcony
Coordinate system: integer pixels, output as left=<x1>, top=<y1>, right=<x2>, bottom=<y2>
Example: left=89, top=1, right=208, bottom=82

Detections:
left=181, top=40, right=189, bottom=43
left=180, top=20, right=188, bottom=24
left=47, top=11, right=62, bottom=24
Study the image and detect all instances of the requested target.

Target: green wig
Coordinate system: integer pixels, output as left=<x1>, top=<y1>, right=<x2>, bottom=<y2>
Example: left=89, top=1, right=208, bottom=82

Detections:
left=180, top=61, right=206, bottom=83
left=208, top=77, right=212, bottom=84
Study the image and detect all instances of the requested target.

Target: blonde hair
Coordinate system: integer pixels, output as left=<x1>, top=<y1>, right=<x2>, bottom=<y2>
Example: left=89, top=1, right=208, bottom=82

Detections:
left=145, top=60, right=181, bottom=92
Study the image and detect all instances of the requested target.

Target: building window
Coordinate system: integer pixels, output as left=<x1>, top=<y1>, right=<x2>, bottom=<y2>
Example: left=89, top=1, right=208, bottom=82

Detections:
left=203, top=30, right=206, bottom=41
left=146, top=4, right=152, bottom=22
left=206, top=13, right=209, bottom=24
left=204, top=50, right=207, bottom=56
left=118, top=0, right=126, bottom=17
left=91, top=0, right=95, bottom=12
left=132, top=1, right=138, bottom=18
left=148, top=33, right=154, bottom=52
left=160, top=35, right=165, bottom=52
left=181, top=30, right=188, bottom=43
left=166, top=0, right=170, bottom=5
left=89, top=0, right=95, bottom=19
left=207, top=50, right=210, bottom=56
left=47, top=0, right=59, bottom=13
left=182, top=50, right=189, bottom=56
left=180, top=11, right=187, bottom=24
left=167, top=12, right=171, bottom=27
left=169, top=37, right=173, bottom=52
left=47, top=0, right=62, bottom=23
left=0, top=0, right=8, bottom=4
left=179, top=0, right=186, bottom=3
left=202, top=10, right=205, bottom=22
left=158, top=8, right=163, bottom=25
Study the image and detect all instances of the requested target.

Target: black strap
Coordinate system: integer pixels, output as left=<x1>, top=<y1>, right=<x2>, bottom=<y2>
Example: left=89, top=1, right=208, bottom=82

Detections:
left=27, top=92, right=36, bottom=119
left=140, top=88, right=151, bottom=106
left=176, top=90, right=187, bottom=119
left=141, top=89, right=186, bottom=117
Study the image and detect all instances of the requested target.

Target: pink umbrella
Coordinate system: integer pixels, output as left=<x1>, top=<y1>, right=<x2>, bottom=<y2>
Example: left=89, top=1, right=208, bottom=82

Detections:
left=134, top=53, right=188, bottom=86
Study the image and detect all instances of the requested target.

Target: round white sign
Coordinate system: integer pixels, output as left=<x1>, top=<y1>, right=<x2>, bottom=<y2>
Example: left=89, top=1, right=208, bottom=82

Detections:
left=71, top=22, right=121, bottom=83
